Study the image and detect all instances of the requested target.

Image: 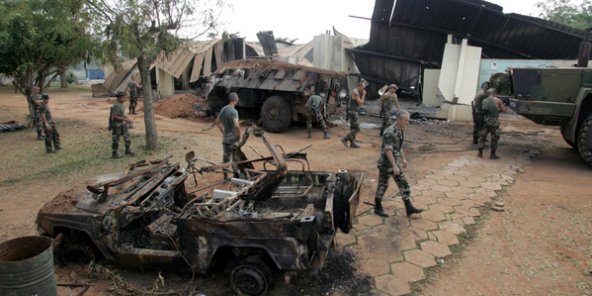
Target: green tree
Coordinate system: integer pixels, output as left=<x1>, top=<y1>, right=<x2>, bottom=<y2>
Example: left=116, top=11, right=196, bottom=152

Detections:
left=87, top=0, right=228, bottom=151
left=537, top=0, right=592, bottom=30
left=0, top=0, right=95, bottom=120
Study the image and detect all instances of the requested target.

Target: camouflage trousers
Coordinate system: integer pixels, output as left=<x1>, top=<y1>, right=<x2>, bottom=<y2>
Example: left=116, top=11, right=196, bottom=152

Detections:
left=222, top=142, right=242, bottom=179
left=306, top=108, right=327, bottom=132
left=472, top=112, right=484, bottom=144
left=479, top=118, right=500, bottom=151
left=112, top=124, right=131, bottom=153
left=380, top=109, right=393, bottom=136
left=375, top=162, right=411, bottom=201
left=43, top=122, right=61, bottom=152
left=129, top=95, right=138, bottom=114
left=344, top=111, right=360, bottom=142
left=33, top=109, right=43, bottom=138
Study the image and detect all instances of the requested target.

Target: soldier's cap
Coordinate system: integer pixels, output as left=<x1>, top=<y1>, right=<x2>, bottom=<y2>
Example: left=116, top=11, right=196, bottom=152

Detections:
left=115, top=91, right=126, bottom=98
left=41, top=94, right=49, bottom=100
left=388, top=84, right=398, bottom=90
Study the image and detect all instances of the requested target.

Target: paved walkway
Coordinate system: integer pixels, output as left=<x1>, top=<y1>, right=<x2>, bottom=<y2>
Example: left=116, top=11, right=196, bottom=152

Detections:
left=335, top=149, right=538, bottom=295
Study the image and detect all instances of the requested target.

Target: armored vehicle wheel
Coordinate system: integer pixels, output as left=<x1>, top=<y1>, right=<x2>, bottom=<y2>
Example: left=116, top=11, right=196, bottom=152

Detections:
left=577, top=114, right=592, bottom=166
left=260, top=96, right=291, bottom=132
left=230, top=258, right=272, bottom=296
left=333, top=173, right=356, bottom=233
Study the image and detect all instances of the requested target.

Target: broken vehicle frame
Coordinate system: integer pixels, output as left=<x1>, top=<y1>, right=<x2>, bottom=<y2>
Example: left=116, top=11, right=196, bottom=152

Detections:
left=36, top=127, right=363, bottom=295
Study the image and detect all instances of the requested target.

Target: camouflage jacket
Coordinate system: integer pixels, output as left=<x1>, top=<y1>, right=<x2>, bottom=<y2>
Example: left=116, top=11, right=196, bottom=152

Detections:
left=378, top=124, right=404, bottom=169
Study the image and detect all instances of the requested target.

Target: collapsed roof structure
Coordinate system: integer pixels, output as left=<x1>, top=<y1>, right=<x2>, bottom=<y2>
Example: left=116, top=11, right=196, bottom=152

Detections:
left=352, top=0, right=592, bottom=92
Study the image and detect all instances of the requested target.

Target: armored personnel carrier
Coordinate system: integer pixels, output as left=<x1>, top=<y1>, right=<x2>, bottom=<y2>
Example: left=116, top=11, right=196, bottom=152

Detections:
left=207, top=58, right=349, bottom=132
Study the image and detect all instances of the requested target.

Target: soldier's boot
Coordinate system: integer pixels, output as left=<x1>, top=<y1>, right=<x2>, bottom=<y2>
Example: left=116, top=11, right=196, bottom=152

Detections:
left=125, top=146, right=135, bottom=156
left=37, top=131, right=44, bottom=141
left=477, top=148, right=483, bottom=158
left=112, top=151, right=122, bottom=159
left=374, top=198, right=388, bottom=217
left=340, top=137, right=349, bottom=147
left=323, top=131, right=330, bottom=139
left=350, top=141, right=361, bottom=149
left=490, top=150, right=500, bottom=160
left=307, top=130, right=312, bottom=139
left=404, top=199, right=424, bottom=217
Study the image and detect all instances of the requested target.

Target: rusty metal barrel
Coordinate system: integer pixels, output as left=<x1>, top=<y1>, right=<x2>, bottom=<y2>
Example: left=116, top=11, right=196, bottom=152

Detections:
left=0, top=236, right=57, bottom=296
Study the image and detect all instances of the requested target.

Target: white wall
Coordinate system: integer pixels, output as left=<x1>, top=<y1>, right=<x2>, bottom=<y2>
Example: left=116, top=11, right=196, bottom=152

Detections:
left=438, top=38, right=482, bottom=105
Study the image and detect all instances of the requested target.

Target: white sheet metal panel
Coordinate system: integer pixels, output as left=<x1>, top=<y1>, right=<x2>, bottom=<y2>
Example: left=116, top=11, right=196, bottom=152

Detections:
left=203, top=47, right=213, bottom=77
left=190, top=52, right=206, bottom=82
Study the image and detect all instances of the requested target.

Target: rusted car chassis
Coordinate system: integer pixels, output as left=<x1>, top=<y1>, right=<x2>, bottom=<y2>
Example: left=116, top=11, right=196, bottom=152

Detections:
left=36, top=129, right=362, bottom=295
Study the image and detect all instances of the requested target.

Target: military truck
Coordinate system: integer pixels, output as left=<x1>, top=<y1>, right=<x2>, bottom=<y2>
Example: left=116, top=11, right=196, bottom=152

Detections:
left=36, top=128, right=362, bottom=296
left=505, top=32, right=592, bottom=166
left=207, top=58, right=349, bottom=132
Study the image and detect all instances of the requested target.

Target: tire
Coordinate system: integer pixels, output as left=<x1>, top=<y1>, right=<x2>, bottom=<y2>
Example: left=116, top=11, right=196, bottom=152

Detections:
left=260, top=96, right=291, bottom=132
left=229, top=258, right=272, bottom=296
left=577, top=114, right=592, bottom=166
left=56, top=233, right=96, bottom=265
left=333, top=173, right=355, bottom=234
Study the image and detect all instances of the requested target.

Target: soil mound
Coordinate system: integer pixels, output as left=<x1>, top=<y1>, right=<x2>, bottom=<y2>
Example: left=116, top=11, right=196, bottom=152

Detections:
left=155, top=93, right=204, bottom=119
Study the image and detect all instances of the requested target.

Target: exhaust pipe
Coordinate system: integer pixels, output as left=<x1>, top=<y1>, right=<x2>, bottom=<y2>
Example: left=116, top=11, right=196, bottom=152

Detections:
left=577, top=28, right=592, bottom=68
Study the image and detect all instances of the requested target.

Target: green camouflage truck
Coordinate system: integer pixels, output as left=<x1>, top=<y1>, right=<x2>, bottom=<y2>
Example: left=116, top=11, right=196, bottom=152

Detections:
left=506, top=67, right=592, bottom=166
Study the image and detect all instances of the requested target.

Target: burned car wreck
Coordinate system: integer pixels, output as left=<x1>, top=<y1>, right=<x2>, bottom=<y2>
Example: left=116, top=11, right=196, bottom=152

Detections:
left=36, top=128, right=363, bottom=296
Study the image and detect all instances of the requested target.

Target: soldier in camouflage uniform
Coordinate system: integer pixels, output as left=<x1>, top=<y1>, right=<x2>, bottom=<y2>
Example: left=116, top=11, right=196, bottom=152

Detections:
left=29, top=86, right=44, bottom=140
left=126, top=78, right=141, bottom=115
left=39, top=94, right=61, bottom=153
left=471, top=83, right=488, bottom=144
left=110, top=92, right=135, bottom=158
left=374, top=111, right=424, bottom=217
left=306, top=93, right=330, bottom=139
left=378, top=84, right=400, bottom=136
left=478, top=88, right=507, bottom=159
left=341, top=81, right=367, bottom=148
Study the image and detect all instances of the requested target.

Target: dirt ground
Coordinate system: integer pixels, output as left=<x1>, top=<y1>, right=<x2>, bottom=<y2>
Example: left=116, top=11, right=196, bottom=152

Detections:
left=0, top=88, right=590, bottom=295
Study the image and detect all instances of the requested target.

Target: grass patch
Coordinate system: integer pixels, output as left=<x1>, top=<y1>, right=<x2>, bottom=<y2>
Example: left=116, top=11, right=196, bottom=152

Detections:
left=0, top=119, right=174, bottom=187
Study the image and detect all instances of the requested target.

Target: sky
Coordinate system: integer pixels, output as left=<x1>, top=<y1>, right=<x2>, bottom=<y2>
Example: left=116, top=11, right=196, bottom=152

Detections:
left=218, top=0, right=546, bottom=43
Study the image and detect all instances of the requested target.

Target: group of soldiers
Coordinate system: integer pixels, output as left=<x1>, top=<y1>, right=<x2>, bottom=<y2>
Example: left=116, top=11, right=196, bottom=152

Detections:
left=30, top=75, right=505, bottom=219
left=29, top=77, right=141, bottom=158
left=214, top=81, right=425, bottom=218
left=340, top=81, right=424, bottom=217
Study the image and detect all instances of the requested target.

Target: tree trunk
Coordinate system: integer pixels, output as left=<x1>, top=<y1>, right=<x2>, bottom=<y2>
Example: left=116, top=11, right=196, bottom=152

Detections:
left=137, top=55, right=159, bottom=151
left=58, top=65, right=69, bottom=88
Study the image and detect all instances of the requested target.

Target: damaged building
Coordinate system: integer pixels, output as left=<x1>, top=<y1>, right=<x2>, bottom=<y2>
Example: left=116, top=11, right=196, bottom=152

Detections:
left=352, top=0, right=592, bottom=119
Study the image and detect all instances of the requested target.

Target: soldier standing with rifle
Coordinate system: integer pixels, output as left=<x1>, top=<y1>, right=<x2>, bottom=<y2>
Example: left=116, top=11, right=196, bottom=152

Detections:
left=110, top=92, right=135, bottom=158
left=126, top=77, right=141, bottom=115
left=341, top=81, right=367, bottom=148
left=29, top=86, right=44, bottom=140
left=39, top=94, right=61, bottom=153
